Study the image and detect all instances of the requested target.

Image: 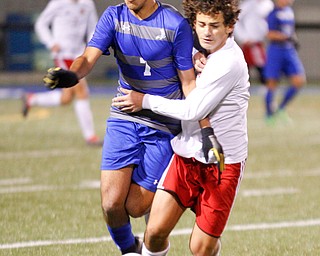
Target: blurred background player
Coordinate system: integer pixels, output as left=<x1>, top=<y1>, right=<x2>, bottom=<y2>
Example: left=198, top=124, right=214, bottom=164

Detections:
left=264, top=0, right=306, bottom=124
left=234, top=0, right=274, bottom=84
left=22, top=0, right=102, bottom=146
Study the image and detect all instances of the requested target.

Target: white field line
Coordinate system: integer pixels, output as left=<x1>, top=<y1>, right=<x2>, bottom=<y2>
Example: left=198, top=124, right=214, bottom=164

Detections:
left=241, top=187, right=299, bottom=197
left=244, top=169, right=320, bottom=179
left=0, top=182, right=100, bottom=194
left=0, top=149, right=83, bottom=159
left=0, top=178, right=32, bottom=186
left=1, top=219, right=319, bottom=250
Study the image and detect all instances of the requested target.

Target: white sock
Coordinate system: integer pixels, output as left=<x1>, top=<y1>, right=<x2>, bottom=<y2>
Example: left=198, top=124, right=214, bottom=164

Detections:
left=74, top=99, right=95, bottom=140
left=29, top=90, right=62, bottom=107
left=214, top=239, right=222, bottom=256
left=141, top=242, right=170, bottom=256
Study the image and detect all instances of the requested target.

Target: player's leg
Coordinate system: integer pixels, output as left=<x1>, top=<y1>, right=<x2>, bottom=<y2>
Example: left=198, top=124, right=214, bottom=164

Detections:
left=190, top=224, right=221, bottom=256
left=278, top=49, right=306, bottom=113
left=265, top=78, right=277, bottom=119
left=100, top=118, right=144, bottom=254
left=190, top=161, right=246, bottom=256
left=71, top=78, right=102, bottom=145
left=22, top=90, right=62, bottom=117
left=126, top=183, right=154, bottom=218
left=101, top=166, right=140, bottom=254
left=142, top=189, right=185, bottom=256
left=125, top=126, right=174, bottom=218
left=264, top=45, right=282, bottom=123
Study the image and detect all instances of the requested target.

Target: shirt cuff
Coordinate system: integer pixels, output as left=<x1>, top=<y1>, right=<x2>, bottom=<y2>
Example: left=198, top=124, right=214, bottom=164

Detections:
left=142, top=94, right=152, bottom=109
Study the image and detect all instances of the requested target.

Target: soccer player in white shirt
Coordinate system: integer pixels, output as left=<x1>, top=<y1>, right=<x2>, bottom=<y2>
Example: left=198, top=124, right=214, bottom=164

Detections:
left=234, top=0, right=274, bottom=84
left=23, top=0, right=102, bottom=146
left=112, top=0, right=250, bottom=255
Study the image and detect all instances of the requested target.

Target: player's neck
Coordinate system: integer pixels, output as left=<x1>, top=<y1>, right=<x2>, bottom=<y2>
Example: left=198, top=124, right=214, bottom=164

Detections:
left=131, top=1, right=158, bottom=20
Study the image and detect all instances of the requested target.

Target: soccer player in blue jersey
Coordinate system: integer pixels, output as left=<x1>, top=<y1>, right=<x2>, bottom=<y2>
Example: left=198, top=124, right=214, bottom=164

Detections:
left=42, top=0, right=211, bottom=254
left=264, top=0, right=306, bottom=124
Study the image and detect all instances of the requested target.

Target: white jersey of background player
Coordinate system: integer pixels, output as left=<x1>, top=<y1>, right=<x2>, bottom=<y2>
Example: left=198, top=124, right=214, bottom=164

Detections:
left=23, top=0, right=101, bottom=146
left=234, top=0, right=274, bottom=44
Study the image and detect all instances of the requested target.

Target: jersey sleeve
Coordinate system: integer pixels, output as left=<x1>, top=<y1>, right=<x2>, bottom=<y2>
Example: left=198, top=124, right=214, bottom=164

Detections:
left=267, top=10, right=278, bottom=31
left=172, top=19, right=194, bottom=71
left=87, top=6, right=117, bottom=55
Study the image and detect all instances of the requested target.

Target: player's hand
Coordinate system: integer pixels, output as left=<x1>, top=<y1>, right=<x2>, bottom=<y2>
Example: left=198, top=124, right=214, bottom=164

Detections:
left=111, top=88, right=144, bottom=112
left=193, top=51, right=207, bottom=74
left=43, top=67, right=79, bottom=90
left=201, top=127, right=225, bottom=172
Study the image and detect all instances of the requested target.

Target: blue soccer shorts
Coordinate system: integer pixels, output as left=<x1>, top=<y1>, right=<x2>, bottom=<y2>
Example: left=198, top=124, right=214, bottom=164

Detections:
left=100, top=117, right=174, bottom=192
left=264, top=45, right=305, bottom=80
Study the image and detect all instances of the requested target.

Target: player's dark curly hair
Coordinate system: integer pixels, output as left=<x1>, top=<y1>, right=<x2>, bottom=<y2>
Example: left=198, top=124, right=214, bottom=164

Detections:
left=183, top=0, right=240, bottom=28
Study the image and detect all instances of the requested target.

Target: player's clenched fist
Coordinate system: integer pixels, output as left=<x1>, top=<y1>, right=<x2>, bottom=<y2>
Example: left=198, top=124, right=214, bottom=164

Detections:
left=201, top=127, right=225, bottom=172
left=43, top=67, right=79, bottom=90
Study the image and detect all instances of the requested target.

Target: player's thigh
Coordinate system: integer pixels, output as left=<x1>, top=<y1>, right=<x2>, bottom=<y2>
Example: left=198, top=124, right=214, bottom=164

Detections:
left=146, top=189, right=184, bottom=237
left=100, top=165, right=134, bottom=205
left=126, top=183, right=155, bottom=217
left=190, top=223, right=219, bottom=256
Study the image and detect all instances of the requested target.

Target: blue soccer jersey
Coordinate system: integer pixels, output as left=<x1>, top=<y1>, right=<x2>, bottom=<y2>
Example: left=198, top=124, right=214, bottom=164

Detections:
left=264, top=6, right=305, bottom=80
left=88, top=2, right=194, bottom=135
left=267, top=6, right=295, bottom=48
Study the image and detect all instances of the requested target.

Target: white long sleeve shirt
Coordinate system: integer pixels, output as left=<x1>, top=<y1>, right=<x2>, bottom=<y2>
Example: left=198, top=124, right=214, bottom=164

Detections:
left=234, top=0, right=274, bottom=44
left=143, top=37, right=250, bottom=164
left=35, top=0, right=98, bottom=59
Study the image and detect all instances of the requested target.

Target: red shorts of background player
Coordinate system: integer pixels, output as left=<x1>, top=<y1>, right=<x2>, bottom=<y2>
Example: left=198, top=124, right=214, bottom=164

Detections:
left=159, top=154, right=246, bottom=237
left=242, top=42, right=266, bottom=68
left=54, top=59, right=73, bottom=69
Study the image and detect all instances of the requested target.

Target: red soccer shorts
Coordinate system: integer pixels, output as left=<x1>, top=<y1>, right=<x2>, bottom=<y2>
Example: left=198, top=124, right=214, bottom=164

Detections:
left=54, top=59, right=73, bottom=69
left=159, top=154, right=246, bottom=237
left=242, top=42, right=266, bottom=68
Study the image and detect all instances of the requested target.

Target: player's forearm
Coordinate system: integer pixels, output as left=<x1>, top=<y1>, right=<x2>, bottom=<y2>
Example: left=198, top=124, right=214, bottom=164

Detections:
left=69, top=47, right=101, bottom=79
left=267, top=31, right=290, bottom=42
left=69, top=56, right=92, bottom=80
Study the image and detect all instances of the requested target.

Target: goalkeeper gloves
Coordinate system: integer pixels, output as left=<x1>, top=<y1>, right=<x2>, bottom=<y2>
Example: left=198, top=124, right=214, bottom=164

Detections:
left=43, top=67, right=79, bottom=90
left=201, top=127, right=225, bottom=172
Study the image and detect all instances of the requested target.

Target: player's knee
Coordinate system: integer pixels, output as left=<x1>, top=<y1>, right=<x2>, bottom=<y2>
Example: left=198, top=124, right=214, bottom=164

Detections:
left=101, top=197, right=123, bottom=218
left=190, top=238, right=220, bottom=256
left=125, top=200, right=148, bottom=218
left=145, top=225, right=168, bottom=247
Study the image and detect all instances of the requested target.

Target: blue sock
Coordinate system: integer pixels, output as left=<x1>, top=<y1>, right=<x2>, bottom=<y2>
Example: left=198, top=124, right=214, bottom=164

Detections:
left=107, top=222, right=135, bottom=253
left=279, top=86, right=298, bottom=110
left=265, top=89, right=274, bottom=116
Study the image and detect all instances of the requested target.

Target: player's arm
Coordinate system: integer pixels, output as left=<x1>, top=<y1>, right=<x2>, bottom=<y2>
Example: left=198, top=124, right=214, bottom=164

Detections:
left=177, top=68, right=196, bottom=96
left=43, top=47, right=102, bottom=90
left=267, top=30, right=289, bottom=42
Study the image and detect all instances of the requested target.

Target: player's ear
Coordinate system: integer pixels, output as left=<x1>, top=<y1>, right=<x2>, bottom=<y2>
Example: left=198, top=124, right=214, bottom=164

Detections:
left=226, top=25, right=234, bottom=35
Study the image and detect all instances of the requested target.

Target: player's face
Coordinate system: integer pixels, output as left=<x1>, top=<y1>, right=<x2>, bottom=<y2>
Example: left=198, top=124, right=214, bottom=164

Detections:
left=125, top=0, right=149, bottom=13
left=194, top=12, right=233, bottom=55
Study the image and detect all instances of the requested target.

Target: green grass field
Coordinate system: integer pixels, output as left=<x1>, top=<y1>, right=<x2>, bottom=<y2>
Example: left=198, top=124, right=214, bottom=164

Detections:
left=0, top=87, right=319, bottom=255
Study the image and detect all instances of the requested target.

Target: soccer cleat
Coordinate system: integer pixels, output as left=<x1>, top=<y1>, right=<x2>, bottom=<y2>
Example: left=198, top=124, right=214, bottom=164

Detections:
left=265, top=114, right=276, bottom=126
left=275, top=109, right=293, bottom=125
left=21, top=93, right=32, bottom=118
left=86, top=135, right=103, bottom=147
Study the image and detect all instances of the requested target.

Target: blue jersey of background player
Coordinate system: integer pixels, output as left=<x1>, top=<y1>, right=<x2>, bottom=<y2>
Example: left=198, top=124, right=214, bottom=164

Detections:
left=45, top=0, right=197, bottom=254
left=264, top=0, right=305, bottom=124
